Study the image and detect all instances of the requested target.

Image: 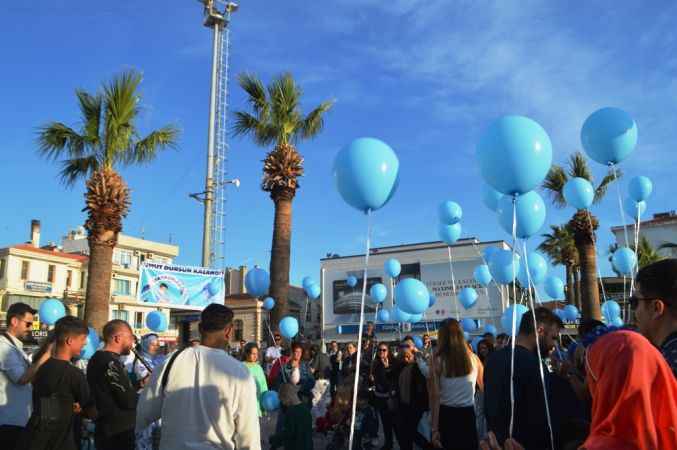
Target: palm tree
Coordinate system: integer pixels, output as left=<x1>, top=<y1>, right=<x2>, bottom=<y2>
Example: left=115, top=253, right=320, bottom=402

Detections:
left=538, top=224, right=580, bottom=307
left=542, top=152, right=619, bottom=320
left=231, top=72, right=333, bottom=327
left=37, top=71, right=179, bottom=332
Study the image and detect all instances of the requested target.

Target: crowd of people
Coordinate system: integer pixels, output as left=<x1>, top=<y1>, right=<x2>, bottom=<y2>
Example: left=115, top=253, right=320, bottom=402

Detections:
left=0, top=259, right=676, bottom=450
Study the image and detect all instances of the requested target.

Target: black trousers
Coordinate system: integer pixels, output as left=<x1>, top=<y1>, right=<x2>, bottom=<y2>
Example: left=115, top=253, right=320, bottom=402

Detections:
left=95, top=429, right=135, bottom=450
left=0, top=425, right=24, bottom=450
left=394, top=407, right=427, bottom=450
left=439, top=405, right=477, bottom=450
left=374, top=397, right=395, bottom=449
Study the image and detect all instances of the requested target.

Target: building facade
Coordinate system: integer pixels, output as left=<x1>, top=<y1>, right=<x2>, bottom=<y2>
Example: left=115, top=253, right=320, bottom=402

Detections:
left=611, top=211, right=677, bottom=257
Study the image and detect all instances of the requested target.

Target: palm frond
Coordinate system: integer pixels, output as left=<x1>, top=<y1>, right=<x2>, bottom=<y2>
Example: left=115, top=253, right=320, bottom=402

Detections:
left=231, top=111, right=276, bottom=146
left=268, top=73, right=302, bottom=143
left=299, top=100, right=334, bottom=139
left=127, top=125, right=180, bottom=164
left=567, top=152, right=592, bottom=181
left=237, top=73, right=269, bottom=118
left=542, top=165, right=568, bottom=208
left=59, top=156, right=100, bottom=186
left=37, top=122, right=86, bottom=160
left=593, top=168, right=620, bottom=204
left=75, top=89, right=102, bottom=146
left=102, top=70, right=143, bottom=166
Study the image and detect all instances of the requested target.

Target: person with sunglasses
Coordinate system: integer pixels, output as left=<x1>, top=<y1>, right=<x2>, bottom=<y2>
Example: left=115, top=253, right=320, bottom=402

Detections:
left=371, top=343, right=398, bottom=450
left=633, top=259, right=677, bottom=377
left=264, top=334, right=283, bottom=376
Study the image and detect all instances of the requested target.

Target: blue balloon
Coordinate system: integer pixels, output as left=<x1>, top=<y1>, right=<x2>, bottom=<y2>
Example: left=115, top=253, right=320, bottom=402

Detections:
left=428, top=293, right=437, bottom=308
left=601, top=300, right=621, bottom=320
left=80, top=327, right=100, bottom=360
left=563, top=305, right=579, bottom=322
left=544, top=276, right=565, bottom=299
left=306, top=283, right=321, bottom=300
left=611, top=316, right=624, bottom=327
left=628, top=176, right=653, bottom=202
left=624, top=198, right=646, bottom=220
left=302, top=276, right=314, bottom=289
left=392, top=307, right=411, bottom=323
left=384, top=258, right=401, bottom=278
left=501, top=304, right=529, bottom=334
left=333, top=137, right=400, bottom=212
left=369, top=283, right=388, bottom=304
left=485, top=324, right=497, bottom=337
left=461, top=318, right=477, bottom=332
left=279, top=316, right=299, bottom=339
left=409, top=313, right=423, bottom=323
left=553, top=308, right=566, bottom=322
left=346, top=275, right=358, bottom=288
left=262, top=297, right=275, bottom=311
left=377, top=309, right=391, bottom=322
left=245, top=267, right=270, bottom=297
left=612, top=246, right=637, bottom=276
left=261, top=391, right=280, bottom=411
left=438, top=201, right=463, bottom=225
left=458, top=287, right=478, bottom=309
left=497, top=191, right=546, bottom=239
left=438, top=222, right=462, bottom=245
left=482, top=184, right=504, bottom=212
left=473, top=264, right=492, bottom=287
left=482, top=246, right=500, bottom=263
left=477, top=115, right=553, bottom=195
left=581, top=107, right=638, bottom=165
left=563, top=177, right=595, bottom=210
left=395, top=279, right=429, bottom=315
left=463, top=331, right=470, bottom=341
left=38, top=299, right=66, bottom=325
left=413, top=335, right=424, bottom=349
left=488, top=250, right=520, bottom=284
left=517, top=252, right=548, bottom=287
left=146, top=311, right=168, bottom=332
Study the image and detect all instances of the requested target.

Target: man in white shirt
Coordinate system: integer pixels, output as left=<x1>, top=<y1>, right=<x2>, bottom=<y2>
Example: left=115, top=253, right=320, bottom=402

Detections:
left=0, top=303, right=52, bottom=448
left=264, top=333, right=282, bottom=375
left=137, top=303, right=260, bottom=450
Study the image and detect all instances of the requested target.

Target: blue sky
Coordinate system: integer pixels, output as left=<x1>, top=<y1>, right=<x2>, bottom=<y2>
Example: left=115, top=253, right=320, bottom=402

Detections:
left=1, top=0, right=676, bottom=285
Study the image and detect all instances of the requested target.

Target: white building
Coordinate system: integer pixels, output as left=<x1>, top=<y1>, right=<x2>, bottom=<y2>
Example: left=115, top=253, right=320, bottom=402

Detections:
left=611, top=211, right=677, bottom=258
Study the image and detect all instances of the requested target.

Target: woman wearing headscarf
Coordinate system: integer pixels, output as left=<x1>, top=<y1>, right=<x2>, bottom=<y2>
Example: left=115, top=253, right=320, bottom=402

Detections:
left=134, top=333, right=166, bottom=450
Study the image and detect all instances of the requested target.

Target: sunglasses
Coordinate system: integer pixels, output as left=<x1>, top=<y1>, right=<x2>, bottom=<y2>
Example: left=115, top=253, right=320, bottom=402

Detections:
left=629, top=295, right=660, bottom=310
left=378, top=348, right=387, bottom=352
left=274, top=336, right=281, bottom=340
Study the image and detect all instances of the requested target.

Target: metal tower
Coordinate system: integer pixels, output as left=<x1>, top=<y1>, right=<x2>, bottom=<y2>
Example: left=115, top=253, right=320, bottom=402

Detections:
left=191, top=1, right=239, bottom=269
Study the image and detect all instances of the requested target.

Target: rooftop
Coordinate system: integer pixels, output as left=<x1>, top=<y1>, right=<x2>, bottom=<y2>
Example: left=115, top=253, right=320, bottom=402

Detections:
left=8, top=243, right=88, bottom=262
left=611, top=211, right=677, bottom=231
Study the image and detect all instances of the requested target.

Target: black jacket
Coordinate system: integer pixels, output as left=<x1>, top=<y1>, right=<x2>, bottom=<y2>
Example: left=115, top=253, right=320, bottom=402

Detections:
left=394, top=360, right=428, bottom=412
left=372, top=357, right=397, bottom=396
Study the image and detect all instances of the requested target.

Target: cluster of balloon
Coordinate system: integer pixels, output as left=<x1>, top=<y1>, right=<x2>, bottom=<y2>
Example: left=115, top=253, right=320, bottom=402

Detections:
left=611, top=247, right=637, bottom=276
left=146, top=311, right=168, bottom=332
left=302, top=276, right=321, bottom=300
left=39, top=298, right=66, bottom=325
left=369, top=283, right=387, bottom=304
left=473, top=264, right=492, bottom=288
left=392, top=307, right=411, bottom=323
left=500, top=304, right=528, bottom=334
left=279, top=316, right=299, bottom=339
left=488, top=250, right=520, bottom=285
left=482, top=184, right=503, bottom=212
left=395, top=278, right=429, bottom=315
left=544, top=275, right=565, bottom=300
left=261, top=391, right=280, bottom=411
left=80, top=327, right=100, bottom=360
left=601, top=300, right=623, bottom=326
left=484, top=324, right=497, bottom=337
left=262, top=297, right=275, bottom=311
left=245, top=267, right=270, bottom=297
left=377, top=309, right=390, bottom=322
left=458, top=287, right=478, bottom=309
left=496, top=191, right=547, bottom=239
left=517, top=252, right=548, bottom=289
left=461, top=317, right=477, bottom=332
left=563, top=304, right=580, bottom=322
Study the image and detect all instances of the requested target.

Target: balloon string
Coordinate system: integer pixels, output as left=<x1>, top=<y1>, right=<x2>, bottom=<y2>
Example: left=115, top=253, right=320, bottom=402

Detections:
left=348, top=209, right=372, bottom=450
left=472, top=241, right=505, bottom=316
left=522, top=240, right=555, bottom=450
left=585, top=211, right=608, bottom=304
left=611, top=163, right=630, bottom=249
left=509, top=194, right=518, bottom=440
left=629, top=208, right=641, bottom=296
left=448, top=246, right=459, bottom=320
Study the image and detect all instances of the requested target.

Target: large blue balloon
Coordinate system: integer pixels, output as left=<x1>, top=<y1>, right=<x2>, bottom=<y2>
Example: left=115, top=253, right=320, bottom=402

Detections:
left=395, top=279, right=429, bottom=315
left=485, top=324, right=497, bottom=337
left=428, top=293, right=437, bottom=308
left=563, top=305, right=579, bottom=322
left=146, top=311, right=168, bottom=332
left=346, top=275, right=358, bottom=288
left=563, top=177, right=594, bottom=210
left=624, top=198, right=646, bottom=220
left=544, top=276, right=565, bottom=299
left=497, top=191, right=546, bottom=239
left=409, top=313, right=423, bottom=323
left=482, top=185, right=504, bottom=212
left=473, top=264, right=493, bottom=287
left=333, top=137, right=399, bottom=212
left=279, top=316, right=299, bottom=339
left=262, top=297, right=275, bottom=311
left=80, top=327, right=100, bottom=360
left=581, top=107, right=638, bottom=165
left=438, top=201, right=462, bottom=225
left=306, top=283, right=321, bottom=300
left=261, top=391, right=280, bottom=411
left=377, top=309, right=391, bottom=322
left=461, top=318, right=477, bottom=332
left=369, top=283, right=388, bottom=304
left=384, top=258, right=401, bottom=278
left=39, top=299, right=66, bottom=325
left=628, top=176, right=653, bottom=202
left=438, top=222, right=462, bottom=245
left=501, top=304, right=529, bottom=334
left=302, top=276, right=314, bottom=289
left=482, top=246, right=500, bottom=263
left=392, top=307, right=411, bottom=323
left=458, top=287, right=478, bottom=309
left=245, top=267, right=270, bottom=297
left=477, top=115, right=553, bottom=195
left=601, top=300, right=621, bottom=320
left=612, top=247, right=637, bottom=276
left=611, top=316, right=624, bottom=327
left=488, top=250, right=520, bottom=284
left=517, top=252, right=548, bottom=287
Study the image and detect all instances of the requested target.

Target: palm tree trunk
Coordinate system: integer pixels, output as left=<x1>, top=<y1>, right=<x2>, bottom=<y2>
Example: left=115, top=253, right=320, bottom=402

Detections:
left=84, top=241, right=115, bottom=332
left=269, top=189, right=294, bottom=330
left=570, top=211, right=601, bottom=320
left=565, top=264, right=574, bottom=305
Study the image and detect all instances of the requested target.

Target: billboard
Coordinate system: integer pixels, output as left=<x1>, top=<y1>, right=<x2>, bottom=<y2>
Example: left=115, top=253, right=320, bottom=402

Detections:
left=138, top=262, right=225, bottom=309
left=332, top=277, right=382, bottom=314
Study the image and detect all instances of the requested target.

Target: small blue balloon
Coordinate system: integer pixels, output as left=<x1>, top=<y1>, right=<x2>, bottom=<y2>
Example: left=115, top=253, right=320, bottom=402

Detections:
left=261, top=391, right=280, bottom=411
left=302, top=276, right=314, bottom=289
left=39, top=299, right=66, bottom=325
left=346, top=275, right=358, bottom=288
left=306, top=283, right=321, bottom=300
left=563, top=177, right=595, bottom=210
left=612, top=246, right=637, bottom=276
left=392, top=307, right=411, bottom=323
left=146, top=311, right=168, bottom=332
left=544, top=276, right=565, bottom=299
left=413, top=335, right=424, bottom=349
left=463, top=331, right=470, bottom=341
left=458, top=287, right=478, bottom=309
left=601, top=300, right=621, bottom=320
left=482, top=246, right=500, bottom=263
left=279, top=316, right=299, bottom=339
left=581, top=107, right=638, bottom=165
left=395, top=279, right=429, bottom=315
left=377, top=309, right=391, bottom=322
left=461, top=318, right=477, bottom=332
left=384, top=258, right=401, bottom=278
left=628, top=176, right=653, bottom=202
left=438, top=222, right=462, bottom=245
left=501, top=304, right=529, bottom=334
left=482, top=185, right=504, bottom=212
left=262, top=297, right=275, bottom=311
left=517, top=252, right=548, bottom=287
left=333, top=137, right=400, bottom=212
left=474, top=264, right=493, bottom=287
left=485, top=324, right=497, bottom=337
left=245, top=267, right=270, bottom=297
left=80, top=327, right=100, bottom=360
left=409, top=313, right=423, bottom=323
left=497, top=190, right=546, bottom=239
left=611, top=316, right=624, bottom=327
left=489, top=250, right=520, bottom=285
left=476, top=115, right=553, bottom=195
left=438, top=201, right=463, bottom=225
left=563, top=305, right=579, bottom=322
left=369, top=283, right=388, bottom=304
left=624, top=198, right=646, bottom=220
left=428, top=293, right=437, bottom=308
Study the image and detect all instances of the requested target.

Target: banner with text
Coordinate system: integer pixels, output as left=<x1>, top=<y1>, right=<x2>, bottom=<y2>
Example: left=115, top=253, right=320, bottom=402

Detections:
left=138, top=263, right=225, bottom=309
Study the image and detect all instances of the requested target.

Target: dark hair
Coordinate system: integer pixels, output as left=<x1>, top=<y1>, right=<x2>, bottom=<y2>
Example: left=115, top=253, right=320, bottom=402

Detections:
left=291, top=342, right=304, bottom=352
left=519, top=307, right=564, bottom=335
left=578, top=319, right=605, bottom=337
left=54, top=316, right=88, bottom=345
left=636, top=258, right=677, bottom=314
left=482, top=332, right=494, bottom=339
left=102, top=319, right=132, bottom=342
left=199, top=303, right=234, bottom=333
left=6, top=302, right=36, bottom=326
left=244, top=342, right=258, bottom=357
left=496, top=333, right=509, bottom=341
left=403, top=335, right=414, bottom=343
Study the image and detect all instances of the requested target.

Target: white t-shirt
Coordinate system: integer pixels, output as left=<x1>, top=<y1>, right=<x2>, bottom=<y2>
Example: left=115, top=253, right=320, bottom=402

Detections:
left=137, top=345, right=261, bottom=450
left=0, top=333, right=32, bottom=427
left=438, top=355, right=479, bottom=408
left=265, top=346, right=282, bottom=372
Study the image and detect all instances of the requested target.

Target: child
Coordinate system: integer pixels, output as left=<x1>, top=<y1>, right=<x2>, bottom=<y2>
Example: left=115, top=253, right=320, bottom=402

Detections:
left=269, top=383, right=313, bottom=450
left=353, top=388, right=379, bottom=450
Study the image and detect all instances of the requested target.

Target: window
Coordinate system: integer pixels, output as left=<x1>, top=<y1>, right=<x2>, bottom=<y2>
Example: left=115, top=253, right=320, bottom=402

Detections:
left=113, top=279, right=131, bottom=296
left=47, top=265, right=55, bottom=283
left=80, top=273, right=85, bottom=289
left=112, top=310, right=129, bottom=322
left=66, top=270, right=73, bottom=288
left=113, top=249, right=133, bottom=267
left=0, top=259, right=5, bottom=279
left=21, top=261, right=30, bottom=280
left=134, top=312, right=144, bottom=329
left=306, top=305, right=312, bottom=322
left=233, top=319, right=243, bottom=341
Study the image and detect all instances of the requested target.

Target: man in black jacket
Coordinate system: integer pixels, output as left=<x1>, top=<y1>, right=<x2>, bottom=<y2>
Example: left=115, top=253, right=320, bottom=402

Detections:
left=87, top=320, right=137, bottom=450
